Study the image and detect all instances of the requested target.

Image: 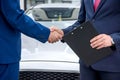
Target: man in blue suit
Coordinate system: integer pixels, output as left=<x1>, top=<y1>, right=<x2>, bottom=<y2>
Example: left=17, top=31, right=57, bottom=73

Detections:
left=61, top=0, right=120, bottom=80
left=0, top=0, right=63, bottom=80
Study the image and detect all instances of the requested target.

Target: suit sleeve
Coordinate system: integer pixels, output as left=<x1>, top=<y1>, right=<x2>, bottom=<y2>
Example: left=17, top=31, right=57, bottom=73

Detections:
left=0, top=0, right=50, bottom=43
left=62, top=0, right=86, bottom=34
left=110, top=33, right=120, bottom=51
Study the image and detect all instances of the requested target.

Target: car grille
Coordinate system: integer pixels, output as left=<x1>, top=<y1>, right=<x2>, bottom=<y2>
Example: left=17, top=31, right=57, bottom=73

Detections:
left=19, top=71, right=79, bottom=80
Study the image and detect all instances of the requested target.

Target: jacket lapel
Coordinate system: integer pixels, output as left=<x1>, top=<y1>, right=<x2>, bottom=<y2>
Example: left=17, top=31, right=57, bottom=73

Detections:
left=90, top=0, right=94, bottom=15
left=92, top=0, right=106, bottom=18
left=95, top=0, right=106, bottom=13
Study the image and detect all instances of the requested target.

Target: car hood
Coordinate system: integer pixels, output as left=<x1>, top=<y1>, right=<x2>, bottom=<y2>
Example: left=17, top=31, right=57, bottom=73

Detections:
left=20, top=20, right=79, bottom=73
left=21, top=41, right=79, bottom=63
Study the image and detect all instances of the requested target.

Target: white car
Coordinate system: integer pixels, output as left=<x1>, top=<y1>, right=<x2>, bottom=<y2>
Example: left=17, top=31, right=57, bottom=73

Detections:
left=20, top=3, right=80, bottom=80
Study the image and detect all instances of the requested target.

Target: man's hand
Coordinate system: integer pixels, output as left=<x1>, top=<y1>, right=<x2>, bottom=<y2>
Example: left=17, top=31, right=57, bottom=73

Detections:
left=90, top=34, right=113, bottom=49
left=50, top=26, right=64, bottom=35
left=48, top=26, right=64, bottom=43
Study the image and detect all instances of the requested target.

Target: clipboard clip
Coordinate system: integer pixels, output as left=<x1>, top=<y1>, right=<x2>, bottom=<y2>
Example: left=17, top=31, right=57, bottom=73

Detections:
left=74, top=26, right=83, bottom=30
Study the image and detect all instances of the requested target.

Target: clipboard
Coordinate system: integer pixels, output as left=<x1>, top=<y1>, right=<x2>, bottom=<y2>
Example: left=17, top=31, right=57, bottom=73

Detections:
left=63, top=21, right=112, bottom=66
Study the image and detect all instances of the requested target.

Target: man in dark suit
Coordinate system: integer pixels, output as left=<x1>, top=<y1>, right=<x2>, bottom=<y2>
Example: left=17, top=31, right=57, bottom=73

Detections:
left=0, top=0, right=63, bottom=80
left=61, top=0, right=120, bottom=80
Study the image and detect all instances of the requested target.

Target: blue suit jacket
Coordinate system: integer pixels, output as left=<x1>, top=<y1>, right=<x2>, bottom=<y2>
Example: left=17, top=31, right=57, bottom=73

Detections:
left=63, top=0, right=120, bottom=72
left=0, top=0, right=50, bottom=63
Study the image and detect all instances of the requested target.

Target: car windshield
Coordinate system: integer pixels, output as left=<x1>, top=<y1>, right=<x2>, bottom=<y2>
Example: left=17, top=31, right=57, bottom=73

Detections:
left=42, top=8, right=73, bottom=18
left=27, top=7, right=79, bottom=21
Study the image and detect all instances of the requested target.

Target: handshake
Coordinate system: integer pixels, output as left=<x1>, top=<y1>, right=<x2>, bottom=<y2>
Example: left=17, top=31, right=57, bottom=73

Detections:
left=48, top=26, right=64, bottom=43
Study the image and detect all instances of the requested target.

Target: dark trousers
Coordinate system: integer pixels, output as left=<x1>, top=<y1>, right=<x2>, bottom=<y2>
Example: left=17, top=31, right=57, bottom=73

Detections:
left=0, top=62, right=19, bottom=80
left=80, top=63, right=120, bottom=80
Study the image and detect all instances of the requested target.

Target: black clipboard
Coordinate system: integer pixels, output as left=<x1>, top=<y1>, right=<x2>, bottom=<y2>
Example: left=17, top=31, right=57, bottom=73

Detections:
left=63, top=21, right=112, bottom=66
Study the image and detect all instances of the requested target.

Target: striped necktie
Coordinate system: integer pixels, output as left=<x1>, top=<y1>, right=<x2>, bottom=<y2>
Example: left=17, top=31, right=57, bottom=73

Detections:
left=94, top=0, right=101, bottom=11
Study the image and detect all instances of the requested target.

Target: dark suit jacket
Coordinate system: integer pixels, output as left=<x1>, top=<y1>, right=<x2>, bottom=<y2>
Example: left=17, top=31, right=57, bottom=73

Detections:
left=63, top=0, right=120, bottom=72
left=0, top=0, right=50, bottom=63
